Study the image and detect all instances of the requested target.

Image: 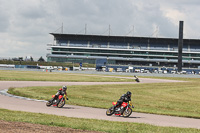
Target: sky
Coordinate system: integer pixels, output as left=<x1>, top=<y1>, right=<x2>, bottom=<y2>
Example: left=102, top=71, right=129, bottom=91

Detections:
left=1, top=0, right=200, bottom=60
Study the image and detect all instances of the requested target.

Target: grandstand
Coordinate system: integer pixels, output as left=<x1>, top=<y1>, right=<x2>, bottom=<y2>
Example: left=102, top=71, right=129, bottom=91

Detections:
left=47, top=33, right=200, bottom=73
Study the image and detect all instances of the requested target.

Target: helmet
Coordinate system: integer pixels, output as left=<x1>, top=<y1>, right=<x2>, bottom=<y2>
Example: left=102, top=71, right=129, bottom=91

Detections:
left=126, top=91, right=132, bottom=97
left=62, top=86, right=67, bottom=91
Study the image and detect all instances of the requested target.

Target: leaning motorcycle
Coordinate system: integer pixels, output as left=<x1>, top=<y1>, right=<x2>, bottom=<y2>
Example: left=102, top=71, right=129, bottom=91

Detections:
left=134, top=75, right=140, bottom=82
left=106, top=101, right=134, bottom=117
left=46, top=94, right=67, bottom=108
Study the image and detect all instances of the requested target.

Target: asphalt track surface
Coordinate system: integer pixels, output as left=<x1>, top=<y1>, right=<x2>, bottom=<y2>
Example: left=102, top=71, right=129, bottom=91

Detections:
left=0, top=78, right=200, bottom=129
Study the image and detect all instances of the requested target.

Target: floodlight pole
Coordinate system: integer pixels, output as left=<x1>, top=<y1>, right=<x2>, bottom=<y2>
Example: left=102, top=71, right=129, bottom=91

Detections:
left=109, top=25, right=111, bottom=36
left=178, top=21, right=184, bottom=72
left=61, top=23, right=63, bottom=34
left=85, top=24, right=87, bottom=34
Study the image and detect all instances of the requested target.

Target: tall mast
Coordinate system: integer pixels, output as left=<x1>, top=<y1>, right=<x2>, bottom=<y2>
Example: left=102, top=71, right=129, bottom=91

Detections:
left=61, top=23, right=63, bottom=34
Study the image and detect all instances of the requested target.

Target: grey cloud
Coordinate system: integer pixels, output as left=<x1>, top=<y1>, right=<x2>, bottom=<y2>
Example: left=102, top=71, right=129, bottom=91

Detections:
left=0, top=2, right=10, bottom=32
left=1, top=0, right=200, bottom=59
left=0, top=13, right=9, bottom=32
left=57, top=0, right=178, bottom=37
left=19, top=6, right=48, bottom=20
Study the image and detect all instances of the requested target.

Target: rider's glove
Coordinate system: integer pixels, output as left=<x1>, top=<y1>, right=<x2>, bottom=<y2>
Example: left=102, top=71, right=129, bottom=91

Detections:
left=132, top=105, right=134, bottom=108
left=67, top=98, right=69, bottom=100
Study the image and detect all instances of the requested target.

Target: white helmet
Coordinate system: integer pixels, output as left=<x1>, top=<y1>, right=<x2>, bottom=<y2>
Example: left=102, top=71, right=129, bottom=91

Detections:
left=62, top=86, right=67, bottom=91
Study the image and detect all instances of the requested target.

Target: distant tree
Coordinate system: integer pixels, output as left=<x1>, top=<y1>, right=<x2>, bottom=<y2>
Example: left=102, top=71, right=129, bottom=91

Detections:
left=12, top=58, right=20, bottom=61
left=30, top=56, right=34, bottom=61
left=38, top=56, right=45, bottom=62
left=25, top=56, right=34, bottom=61
left=19, top=57, right=23, bottom=65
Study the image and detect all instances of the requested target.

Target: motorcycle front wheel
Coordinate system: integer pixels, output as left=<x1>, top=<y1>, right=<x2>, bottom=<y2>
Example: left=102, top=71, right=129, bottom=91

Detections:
left=46, top=100, right=52, bottom=107
left=135, top=78, right=140, bottom=82
left=57, top=98, right=65, bottom=108
left=106, top=107, right=114, bottom=116
left=123, top=108, right=132, bottom=117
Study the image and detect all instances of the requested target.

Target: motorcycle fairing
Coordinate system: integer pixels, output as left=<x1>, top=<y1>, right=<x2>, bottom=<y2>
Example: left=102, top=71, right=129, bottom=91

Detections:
left=112, top=102, right=128, bottom=107
left=112, top=102, right=117, bottom=105
left=59, top=95, right=63, bottom=99
left=122, top=102, right=128, bottom=107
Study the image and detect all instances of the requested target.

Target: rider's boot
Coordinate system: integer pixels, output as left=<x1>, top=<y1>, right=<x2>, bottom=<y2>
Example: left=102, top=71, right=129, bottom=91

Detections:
left=110, top=105, right=116, bottom=114
left=49, top=98, right=55, bottom=103
left=112, top=105, right=116, bottom=110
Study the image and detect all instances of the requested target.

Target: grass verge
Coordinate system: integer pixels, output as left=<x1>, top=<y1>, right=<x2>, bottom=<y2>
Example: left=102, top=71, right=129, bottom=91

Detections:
left=0, top=108, right=199, bottom=133
left=8, top=79, right=200, bottom=118
left=0, top=70, right=133, bottom=82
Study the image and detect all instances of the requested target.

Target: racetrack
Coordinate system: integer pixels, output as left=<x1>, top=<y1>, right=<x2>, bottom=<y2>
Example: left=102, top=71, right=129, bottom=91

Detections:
left=0, top=78, right=200, bottom=129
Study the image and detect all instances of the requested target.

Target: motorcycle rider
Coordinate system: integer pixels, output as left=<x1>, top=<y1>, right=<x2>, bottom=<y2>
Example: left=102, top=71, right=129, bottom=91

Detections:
left=51, top=85, right=68, bottom=104
left=134, top=75, right=140, bottom=82
left=112, top=91, right=132, bottom=113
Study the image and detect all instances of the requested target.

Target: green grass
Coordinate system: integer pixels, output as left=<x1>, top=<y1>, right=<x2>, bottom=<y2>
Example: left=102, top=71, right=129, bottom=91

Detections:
left=0, top=60, right=96, bottom=67
left=0, top=70, right=133, bottom=82
left=8, top=79, right=200, bottom=118
left=0, top=108, right=199, bottom=133
left=2, top=70, right=200, bottom=132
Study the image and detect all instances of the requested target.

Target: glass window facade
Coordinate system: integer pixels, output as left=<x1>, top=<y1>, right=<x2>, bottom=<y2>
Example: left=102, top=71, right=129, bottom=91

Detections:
left=47, top=33, right=200, bottom=68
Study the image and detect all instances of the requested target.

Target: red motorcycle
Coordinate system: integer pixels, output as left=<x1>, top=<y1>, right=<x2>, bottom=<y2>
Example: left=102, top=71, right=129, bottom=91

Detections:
left=46, top=94, right=67, bottom=108
left=106, top=101, right=134, bottom=117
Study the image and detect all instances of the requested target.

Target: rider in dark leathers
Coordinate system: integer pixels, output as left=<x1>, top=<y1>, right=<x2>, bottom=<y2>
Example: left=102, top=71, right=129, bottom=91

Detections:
left=51, top=86, right=68, bottom=104
left=112, top=91, right=132, bottom=112
left=134, top=75, right=140, bottom=82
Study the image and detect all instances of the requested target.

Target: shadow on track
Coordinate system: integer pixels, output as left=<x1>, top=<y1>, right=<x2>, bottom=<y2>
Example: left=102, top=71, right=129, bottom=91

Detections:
left=61, top=106, right=77, bottom=110
left=48, top=106, right=77, bottom=110
left=127, top=116, right=143, bottom=119
left=112, top=116, right=143, bottom=119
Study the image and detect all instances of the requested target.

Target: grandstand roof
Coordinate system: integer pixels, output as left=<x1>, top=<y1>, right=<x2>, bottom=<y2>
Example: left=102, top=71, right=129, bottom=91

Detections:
left=50, top=33, right=200, bottom=45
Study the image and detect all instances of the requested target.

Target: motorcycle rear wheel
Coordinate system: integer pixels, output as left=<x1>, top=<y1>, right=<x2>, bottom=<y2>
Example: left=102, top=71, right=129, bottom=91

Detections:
left=123, top=108, right=132, bottom=117
left=106, top=107, right=114, bottom=116
left=57, top=98, right=65, bottom=108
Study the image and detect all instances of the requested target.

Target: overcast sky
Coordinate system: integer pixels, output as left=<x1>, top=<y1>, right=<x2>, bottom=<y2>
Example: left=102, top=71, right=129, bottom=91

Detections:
left=1, top=0, right=200, bottom=60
